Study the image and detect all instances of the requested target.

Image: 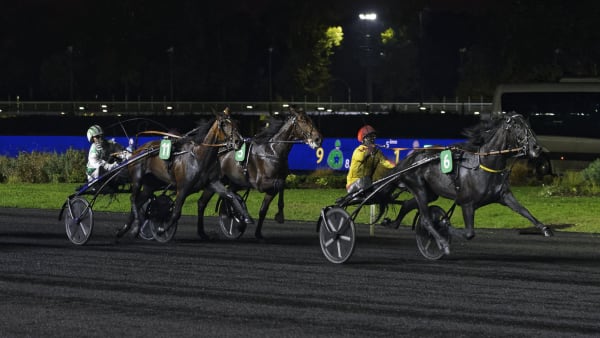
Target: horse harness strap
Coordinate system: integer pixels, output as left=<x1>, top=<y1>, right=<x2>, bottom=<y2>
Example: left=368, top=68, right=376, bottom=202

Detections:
left=474, top=146, right=524, bottom=156
left=479, top=163, right=505, bottom=173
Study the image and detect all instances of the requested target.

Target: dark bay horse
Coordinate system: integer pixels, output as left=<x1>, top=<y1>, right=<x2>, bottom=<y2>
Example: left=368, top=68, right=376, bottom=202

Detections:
left=118, top=113, right=253, bottom=240
left=389, top=114, right=553, bottom=255
left=197, top=107, right=322, bottom=240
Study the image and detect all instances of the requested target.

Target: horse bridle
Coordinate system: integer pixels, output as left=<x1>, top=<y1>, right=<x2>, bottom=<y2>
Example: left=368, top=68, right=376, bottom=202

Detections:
left=288, top=113, right=315, bottom=144
left=475, top=115, right=532, bottom=158
left=213, top=117, right=242, bottom=151
left=473, top=115, right=534, bottom=173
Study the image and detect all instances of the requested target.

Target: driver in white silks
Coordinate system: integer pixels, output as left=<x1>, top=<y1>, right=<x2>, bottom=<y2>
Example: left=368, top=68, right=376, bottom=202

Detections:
left=86, top=124, right=131, bottom=182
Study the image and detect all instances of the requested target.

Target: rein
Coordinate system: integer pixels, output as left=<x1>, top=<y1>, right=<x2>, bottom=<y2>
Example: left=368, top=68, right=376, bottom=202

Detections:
left=378, top=144, right=525, bottom=174
left=137, top=130, right=231, bottom=147
left=376, top=144, right=524, bottom=157
left=473, top=147, right=524, bottom=156
left=266, top=140, right=305, bottom=144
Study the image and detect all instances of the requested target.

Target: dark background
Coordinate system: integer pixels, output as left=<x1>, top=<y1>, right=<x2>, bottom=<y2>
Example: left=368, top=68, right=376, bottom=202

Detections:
left=2, top=0, right=600, bottom=103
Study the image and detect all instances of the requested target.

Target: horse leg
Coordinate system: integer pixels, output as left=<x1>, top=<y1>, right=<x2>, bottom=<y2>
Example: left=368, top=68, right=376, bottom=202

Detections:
left=458, top=204, right=476, bottom=240
left=500, top=191, right=554, bottom=237
left=129, top=185, right=154, bottom=238
left=274, top=182, right=285, bottom=224
left=383, top=197, right=418, bottom=229
left=196, top=189, right=215, bottom=240
left=255, top=193, right=276, bottom=240
left=117, top=173, right=143, bottom=238
left=159, top=190, right=186, bottom=234
left=209, top=181, right=254, bottom=226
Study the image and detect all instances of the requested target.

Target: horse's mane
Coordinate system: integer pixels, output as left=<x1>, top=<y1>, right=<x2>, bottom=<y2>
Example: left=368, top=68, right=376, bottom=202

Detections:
left=460, top=117, right=504, bottom=150
left=182, top=118, right=215, bottom=144
left=252, top=115, right=286, bottom=144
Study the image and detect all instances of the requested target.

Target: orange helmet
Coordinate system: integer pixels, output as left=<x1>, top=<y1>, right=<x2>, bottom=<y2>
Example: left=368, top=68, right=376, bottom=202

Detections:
left=357, top=125, right=376, bottom=143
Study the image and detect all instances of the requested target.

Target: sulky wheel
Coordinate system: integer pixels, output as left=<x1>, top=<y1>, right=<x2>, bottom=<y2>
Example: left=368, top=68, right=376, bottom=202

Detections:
left=138, top=220, right=154, bottom=241
left=65, top=196, right=94, bottom=245
left=147, top=195, right=177, bottom=243
left=414, top=205, right=451, bottom=260
left=218, top=198, right=246, bottom=240
left=319, top=206, right=356, bottom=264
left=138, top=199, right=154, bottom=241
left=149, top=219, right=177, bottom=243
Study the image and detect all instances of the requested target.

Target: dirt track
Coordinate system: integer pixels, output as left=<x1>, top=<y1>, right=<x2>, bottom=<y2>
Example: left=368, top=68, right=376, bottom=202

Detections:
left=1, top=207, right=600, bottom=337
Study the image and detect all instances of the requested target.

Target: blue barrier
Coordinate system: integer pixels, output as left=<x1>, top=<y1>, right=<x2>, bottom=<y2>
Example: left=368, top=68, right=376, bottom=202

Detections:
left=0, top=136, right=156, bottom=157
left=1, top=136, right=463, bottom=172
left=291, top=137, right=464, bottom=171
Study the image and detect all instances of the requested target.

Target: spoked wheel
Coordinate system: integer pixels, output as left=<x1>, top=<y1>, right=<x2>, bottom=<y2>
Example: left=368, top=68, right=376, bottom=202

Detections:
left=149, top=219, right=177, bottom=243
left=414, top=205, right=451, bottom=260
left=138, top=220, right=154, bottom=241
left=218, top=198, right=246, bottom=240
left=64, top=196, right=94, bottom=245
left=319, top=206, right=356, bottom=264
left=138, top=199, right=154, bottom=241
left=147, top=195, right=177, bottom=243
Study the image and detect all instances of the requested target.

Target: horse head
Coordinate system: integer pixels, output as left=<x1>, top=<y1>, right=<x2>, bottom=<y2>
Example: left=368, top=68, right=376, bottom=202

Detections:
left=208, top=112, right=243, bottom=150
left=504, top=114, right=541, bottom=158
left=286, top=107, right=322, bottom=149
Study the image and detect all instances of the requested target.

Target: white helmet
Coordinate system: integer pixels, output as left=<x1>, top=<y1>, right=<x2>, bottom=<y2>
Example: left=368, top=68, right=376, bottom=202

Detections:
left=86, top=125, right=104, bottom=143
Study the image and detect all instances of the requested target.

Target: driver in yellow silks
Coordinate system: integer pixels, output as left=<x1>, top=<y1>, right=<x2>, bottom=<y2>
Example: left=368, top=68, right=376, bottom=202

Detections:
left=346, top=125, right=396, bottom=193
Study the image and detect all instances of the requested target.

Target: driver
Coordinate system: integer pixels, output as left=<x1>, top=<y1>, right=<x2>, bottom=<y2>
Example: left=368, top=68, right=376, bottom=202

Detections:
left=346, top=125, right=396, bottom=193
left=86, top=125, right=130, bottom=182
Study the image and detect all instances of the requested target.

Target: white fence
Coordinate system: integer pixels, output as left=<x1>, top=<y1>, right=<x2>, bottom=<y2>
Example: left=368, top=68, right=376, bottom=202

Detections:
left=0, top=99, right=492, bottom=117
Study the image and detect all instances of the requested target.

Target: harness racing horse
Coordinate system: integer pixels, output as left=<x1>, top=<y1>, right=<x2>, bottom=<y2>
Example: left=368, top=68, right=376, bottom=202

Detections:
left=118, top=112, right=253, bottom=241
left=389, top=113, right=553, bottom=256
left=197, top=107, right=322, bottom=240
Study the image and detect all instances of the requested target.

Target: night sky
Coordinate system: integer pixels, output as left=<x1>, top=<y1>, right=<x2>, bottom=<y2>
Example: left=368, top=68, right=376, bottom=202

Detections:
left=2, top=0, right=599, bottom=102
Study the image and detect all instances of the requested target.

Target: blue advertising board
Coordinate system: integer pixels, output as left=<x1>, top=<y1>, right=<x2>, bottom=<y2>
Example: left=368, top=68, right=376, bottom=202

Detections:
left=290, top=137, right=465, bottom=171
left=1, top=136, right=464, bottom=172
left=0, top=136, right=155, bottom=157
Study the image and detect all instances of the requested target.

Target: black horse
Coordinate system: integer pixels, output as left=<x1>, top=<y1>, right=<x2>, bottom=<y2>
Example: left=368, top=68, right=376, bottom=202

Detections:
left=118, top=112, right=253, bottom=241
left=387, top=113, right=553, bottom=255
left=197, top=107, right=322, bottom=240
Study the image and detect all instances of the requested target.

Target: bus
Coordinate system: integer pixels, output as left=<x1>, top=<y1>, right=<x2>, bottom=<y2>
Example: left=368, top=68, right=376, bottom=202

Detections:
left=491, top=82, right=600, bottom=176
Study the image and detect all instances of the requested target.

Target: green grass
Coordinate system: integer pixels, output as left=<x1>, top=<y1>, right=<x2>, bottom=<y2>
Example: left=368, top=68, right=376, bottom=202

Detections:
left=1, top=183, right=598, bottom=233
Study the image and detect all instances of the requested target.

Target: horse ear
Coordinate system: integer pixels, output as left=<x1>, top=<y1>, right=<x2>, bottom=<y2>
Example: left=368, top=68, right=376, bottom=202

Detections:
left=208, top=107, right=220, bottom=119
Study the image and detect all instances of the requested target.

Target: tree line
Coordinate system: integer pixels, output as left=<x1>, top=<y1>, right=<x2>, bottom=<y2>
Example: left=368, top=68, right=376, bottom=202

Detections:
left=1, top=0, right=598, bottom=102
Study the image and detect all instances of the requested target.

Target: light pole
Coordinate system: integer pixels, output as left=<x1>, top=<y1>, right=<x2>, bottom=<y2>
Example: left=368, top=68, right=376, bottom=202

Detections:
left=67, top=46, right=74, bottom=112
left=166, top=46, right=174, bottom=102
left=332, top=78, right=351, bottom=103
left=359, top=12, right=376, bottom=104
left=268, top=47, right=273, bottom=114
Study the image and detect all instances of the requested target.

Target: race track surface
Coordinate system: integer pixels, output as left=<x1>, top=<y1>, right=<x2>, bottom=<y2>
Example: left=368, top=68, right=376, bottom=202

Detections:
left=1, top=207, right=600, bottom=337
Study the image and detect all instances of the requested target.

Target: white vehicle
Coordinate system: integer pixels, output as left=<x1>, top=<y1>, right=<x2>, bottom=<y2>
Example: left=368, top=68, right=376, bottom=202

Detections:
left=491, top=81, right=600, bottom=176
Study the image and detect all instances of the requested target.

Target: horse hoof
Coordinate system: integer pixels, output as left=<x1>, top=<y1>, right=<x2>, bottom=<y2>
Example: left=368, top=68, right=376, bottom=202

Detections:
left=115, top=224, right=130, bottom=238
left=437, top=239, right=451, bottom=255
left=443, top=245, right=451, bottom=256
left=381, top=218, right=400, bottom=229
left=464, top=232, right=475, bottom=240
left=130, top=221, right=140, bottom=238
left=542, top=227, right=554, bottom=237
left=274, top=213, right=284, bottom=224
left=255, top=232, right=264, bottom=241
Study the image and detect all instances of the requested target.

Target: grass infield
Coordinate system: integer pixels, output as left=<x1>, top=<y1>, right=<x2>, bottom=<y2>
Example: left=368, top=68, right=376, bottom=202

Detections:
left=0, top=183, right=598, bottom=234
